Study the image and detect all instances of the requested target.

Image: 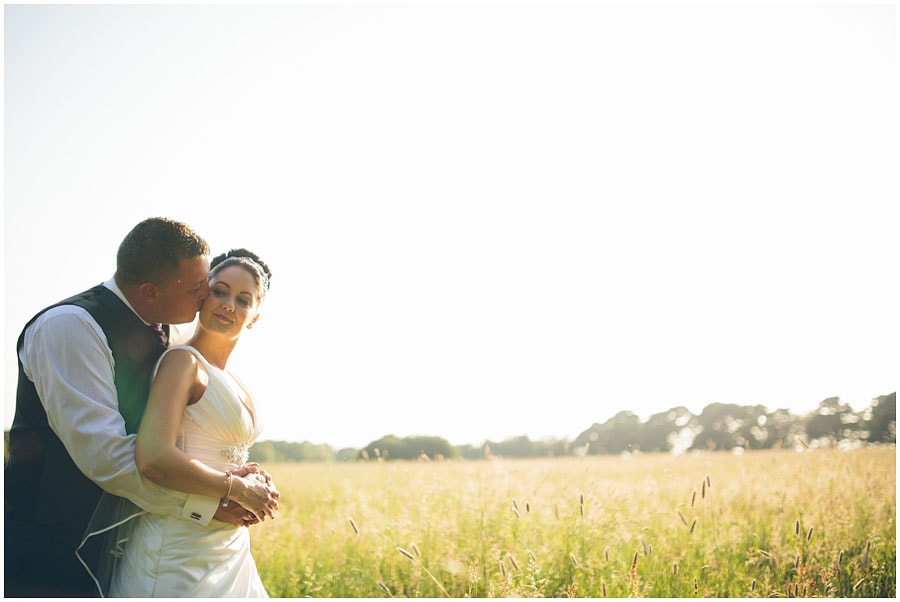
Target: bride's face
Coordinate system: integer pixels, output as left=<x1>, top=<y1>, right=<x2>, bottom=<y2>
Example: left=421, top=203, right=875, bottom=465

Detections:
left=200, top=265, right=261, bottom=335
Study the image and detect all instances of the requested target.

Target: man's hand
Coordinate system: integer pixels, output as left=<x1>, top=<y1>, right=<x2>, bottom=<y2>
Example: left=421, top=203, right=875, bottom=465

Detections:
left=214, top=501, right=261, bottom=527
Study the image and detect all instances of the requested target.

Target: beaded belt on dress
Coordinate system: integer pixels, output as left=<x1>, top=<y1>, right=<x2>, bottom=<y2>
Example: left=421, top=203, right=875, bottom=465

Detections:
left=220, top=444, right=250, bottom=466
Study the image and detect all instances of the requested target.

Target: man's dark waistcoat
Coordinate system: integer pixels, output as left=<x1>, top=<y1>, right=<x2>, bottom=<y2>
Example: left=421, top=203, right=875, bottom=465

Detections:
left=5, top=284, right=167, bottom=596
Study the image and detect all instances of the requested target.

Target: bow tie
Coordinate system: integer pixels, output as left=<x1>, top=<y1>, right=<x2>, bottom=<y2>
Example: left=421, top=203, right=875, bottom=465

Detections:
left=149, top=323, right=169, bottom=348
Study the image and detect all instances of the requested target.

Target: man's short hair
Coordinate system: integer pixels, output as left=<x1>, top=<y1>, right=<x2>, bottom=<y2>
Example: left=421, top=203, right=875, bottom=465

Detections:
left=116, top=217, right=210, bottom=286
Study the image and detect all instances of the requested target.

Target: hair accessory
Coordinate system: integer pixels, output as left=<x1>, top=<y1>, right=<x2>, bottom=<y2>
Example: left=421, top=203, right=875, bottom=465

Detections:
left=211, top=255, right=271, bottom=297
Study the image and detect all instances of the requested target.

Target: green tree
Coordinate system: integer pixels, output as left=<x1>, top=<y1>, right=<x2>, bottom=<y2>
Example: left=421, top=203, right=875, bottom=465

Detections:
left=690, top=403, right=754, bottom=451
left=573, top=410, right=641, bottom=455
left=635, top=408, right=687, bottom=453
left=249, top=440, right=336, bottom=462
left=804, top=396, right=861, bottom=444
left=361, top=435, right=455, bottom=461
left=863, top=392, right=896, bottom=443
left=483, top=435, right=535, bottom=458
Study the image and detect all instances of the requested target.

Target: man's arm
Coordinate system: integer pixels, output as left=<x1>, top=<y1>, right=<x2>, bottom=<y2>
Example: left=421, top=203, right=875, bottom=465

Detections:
left=22, top=307, right=220, bottom=525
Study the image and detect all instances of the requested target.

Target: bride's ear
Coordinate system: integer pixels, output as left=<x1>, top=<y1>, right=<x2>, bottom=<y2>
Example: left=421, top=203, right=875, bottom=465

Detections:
left=247, top=315, right=260, bottom=330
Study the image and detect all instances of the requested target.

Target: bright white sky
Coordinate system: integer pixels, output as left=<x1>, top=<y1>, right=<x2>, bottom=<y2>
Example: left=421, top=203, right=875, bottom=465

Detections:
left=3, top=1, right=897, bottom=450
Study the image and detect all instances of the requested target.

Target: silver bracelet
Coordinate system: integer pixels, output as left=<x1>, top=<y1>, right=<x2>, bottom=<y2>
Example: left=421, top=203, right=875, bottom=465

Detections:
left=220, top=471, right=234, bottom=507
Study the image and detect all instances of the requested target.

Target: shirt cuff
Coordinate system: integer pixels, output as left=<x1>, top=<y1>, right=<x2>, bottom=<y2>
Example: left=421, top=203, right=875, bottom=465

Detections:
left=181, top=493, right=220, bottom=526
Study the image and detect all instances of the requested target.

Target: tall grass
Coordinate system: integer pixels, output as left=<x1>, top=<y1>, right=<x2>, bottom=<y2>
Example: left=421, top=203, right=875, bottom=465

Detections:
left=250, top=447, right=895, bottom=597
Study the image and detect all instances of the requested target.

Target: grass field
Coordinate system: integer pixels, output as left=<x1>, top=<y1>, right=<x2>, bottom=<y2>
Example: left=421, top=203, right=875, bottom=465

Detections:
left=250, top=447, right=895, bottom=598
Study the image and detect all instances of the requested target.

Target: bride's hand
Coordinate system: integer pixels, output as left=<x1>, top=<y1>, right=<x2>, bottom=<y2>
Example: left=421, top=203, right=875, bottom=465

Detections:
left=249, top=472, right=280, bottom=501
left=231, top=463, right=263, bottom=480
left=230, top=474, right=279, bottom=520
left=232, top=463, right=279, bottom=498
left=243, top=462, right=275, bottom=486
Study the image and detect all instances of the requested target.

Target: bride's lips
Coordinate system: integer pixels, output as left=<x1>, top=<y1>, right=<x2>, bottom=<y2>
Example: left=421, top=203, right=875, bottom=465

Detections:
left=213, top=313, right=233, bottom=324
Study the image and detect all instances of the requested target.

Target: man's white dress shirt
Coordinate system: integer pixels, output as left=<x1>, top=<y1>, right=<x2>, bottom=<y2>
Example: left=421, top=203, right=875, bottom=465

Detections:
left=19, top=278, right=218, bottom=524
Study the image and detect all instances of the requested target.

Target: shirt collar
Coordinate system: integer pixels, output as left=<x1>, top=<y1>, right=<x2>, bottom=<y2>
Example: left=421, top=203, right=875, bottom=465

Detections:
left=103, top=277, right=154, bottom=326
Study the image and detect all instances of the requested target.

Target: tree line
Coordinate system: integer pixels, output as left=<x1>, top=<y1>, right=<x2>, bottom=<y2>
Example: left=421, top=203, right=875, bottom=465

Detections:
left=4, top=393, right=893, bottom=464
left=245, top=392, right=895, bottom=463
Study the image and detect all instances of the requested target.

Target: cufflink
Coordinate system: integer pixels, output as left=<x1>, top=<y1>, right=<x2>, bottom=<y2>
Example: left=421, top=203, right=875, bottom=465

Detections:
left=191, top=512, right=202, bottom=520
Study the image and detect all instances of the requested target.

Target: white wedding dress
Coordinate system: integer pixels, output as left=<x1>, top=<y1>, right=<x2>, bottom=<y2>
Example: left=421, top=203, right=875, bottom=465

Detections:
left=87, top=345, right=268, bottom=598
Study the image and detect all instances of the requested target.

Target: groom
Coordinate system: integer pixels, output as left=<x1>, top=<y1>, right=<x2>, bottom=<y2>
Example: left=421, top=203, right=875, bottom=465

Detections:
left=5, top=217, right=269, bottom=597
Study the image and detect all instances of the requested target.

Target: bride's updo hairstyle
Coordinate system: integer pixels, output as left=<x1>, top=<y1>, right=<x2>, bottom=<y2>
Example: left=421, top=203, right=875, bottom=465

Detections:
left=209, top=248, right=272, bottom=302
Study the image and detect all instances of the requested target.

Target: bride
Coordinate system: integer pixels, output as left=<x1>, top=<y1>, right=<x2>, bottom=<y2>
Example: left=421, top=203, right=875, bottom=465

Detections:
left=83, top=249, right=280, bottom=597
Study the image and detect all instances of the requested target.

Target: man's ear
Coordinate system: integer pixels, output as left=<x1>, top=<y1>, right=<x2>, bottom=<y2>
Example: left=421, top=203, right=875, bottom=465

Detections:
left=138, top=282, right=158, bottom=302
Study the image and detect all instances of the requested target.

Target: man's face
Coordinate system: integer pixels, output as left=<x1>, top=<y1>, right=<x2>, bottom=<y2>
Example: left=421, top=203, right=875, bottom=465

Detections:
left=156, top=256, right=211, bottom=324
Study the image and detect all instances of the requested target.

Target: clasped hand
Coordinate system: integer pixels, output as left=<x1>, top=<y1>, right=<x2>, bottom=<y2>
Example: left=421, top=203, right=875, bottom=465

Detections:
left=213, top=463, right=280, bottom=527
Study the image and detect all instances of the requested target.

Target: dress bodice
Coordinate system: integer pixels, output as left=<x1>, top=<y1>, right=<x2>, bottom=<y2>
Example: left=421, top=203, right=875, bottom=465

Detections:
left=82, top=345, right=268, bottom=598
left=156, top=345, right=263, bottom=472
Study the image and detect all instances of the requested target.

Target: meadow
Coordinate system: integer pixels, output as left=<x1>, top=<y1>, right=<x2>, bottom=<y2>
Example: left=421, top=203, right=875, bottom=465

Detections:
left=251, top=447, right=895, bottom=598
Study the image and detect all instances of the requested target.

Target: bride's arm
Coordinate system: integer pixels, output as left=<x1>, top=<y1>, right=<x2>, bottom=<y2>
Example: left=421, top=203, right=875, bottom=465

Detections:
left=135, top=349, right=278, bottom=521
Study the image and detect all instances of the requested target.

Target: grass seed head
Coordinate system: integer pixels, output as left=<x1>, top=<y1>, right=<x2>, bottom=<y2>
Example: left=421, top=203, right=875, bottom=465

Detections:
left=806, top=526, right=813, bottom=542
left=677, top=508, right=688, bottom=526
left=349, top=517, right=359, bottom=535
left=570, top=553, right=579, bottom=567
left=690, top=518, right=697, bottom=534
left=397, top=546, right=415, bottom=560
